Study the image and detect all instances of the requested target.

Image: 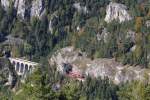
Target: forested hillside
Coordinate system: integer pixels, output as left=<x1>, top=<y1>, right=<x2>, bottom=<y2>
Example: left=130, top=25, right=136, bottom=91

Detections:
left=0, top=0, right=150, bottom=100
left=0, top=0, right=150, bottom=66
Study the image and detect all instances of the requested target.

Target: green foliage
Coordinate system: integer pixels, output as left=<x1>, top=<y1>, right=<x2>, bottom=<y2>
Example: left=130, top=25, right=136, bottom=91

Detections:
left=0, top=85, right=13, bottom=100
left=0, top=0, right=148, bottom=67
left=0, top=0, right=150, bottom=99
left=118, top=81, right=150, bottom=100
left=13, top=58, right=118, bottom=100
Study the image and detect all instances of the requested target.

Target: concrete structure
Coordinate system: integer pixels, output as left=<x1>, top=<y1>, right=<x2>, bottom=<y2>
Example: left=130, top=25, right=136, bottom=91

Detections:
left=9, top=58, right=38, bottom=76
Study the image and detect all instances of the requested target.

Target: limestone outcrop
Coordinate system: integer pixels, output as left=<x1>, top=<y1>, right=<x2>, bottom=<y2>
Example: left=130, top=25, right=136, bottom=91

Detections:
left=146, top=20, right=150, bottom=27
left=0, top=0, right=45, bottom=19
left=73, top=3, right=88, bottom=14
left=48, top=14, right=58, bottom=33
left=105, top=2, right=132, bottom=23
left=50, top=47, right=150, bottom=84
left=50, top=46, right=87, bottom=73
left=1, top=0, right=11, bottom=10
left=14, top=0, right=26, bottom=19
left=30, top=0, right=45, bottom=18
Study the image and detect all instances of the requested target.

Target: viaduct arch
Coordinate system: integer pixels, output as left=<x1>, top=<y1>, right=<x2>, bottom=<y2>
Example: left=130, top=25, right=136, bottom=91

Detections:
left=9, top=58, right=38, bottom=76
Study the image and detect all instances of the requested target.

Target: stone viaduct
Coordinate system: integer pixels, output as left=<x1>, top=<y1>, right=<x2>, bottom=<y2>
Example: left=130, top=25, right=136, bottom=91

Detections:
left=9, top=58, right=38, bottom=76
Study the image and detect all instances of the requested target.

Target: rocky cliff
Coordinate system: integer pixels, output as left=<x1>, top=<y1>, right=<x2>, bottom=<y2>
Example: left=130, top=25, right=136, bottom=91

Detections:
left=1, top=0, right=45, bottom=19
left=105, top=2, right=132, bottom=23
left=30, top=0, right=45, bottom=19
left=0, top=1, right=134, bottom=33
left=1, top=0, right=10, bottom=10
left=50, top=47, right=150, bottom=84
left=73, top=3, right=88, bottom=14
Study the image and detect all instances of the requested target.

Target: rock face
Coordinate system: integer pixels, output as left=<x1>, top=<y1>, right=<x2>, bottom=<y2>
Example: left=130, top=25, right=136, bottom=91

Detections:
left=73, top=3, right=88, bottom=14
left=48, top=14, right=58, bottom=33
left=97, top=28, right=110, bottom=43
left=50, top=46, right=87, bottom=73
left=105, top=2, right=132, bottom=23
left=50, top=47, right=150, bottom=84
left=86, top=60, right=147, bottom=84
left=0, top=58, right=17, bottom=88
left=1, top=0, right=10, bottom=10
left=146, top=20, right=150, bottom=27
left=49, top=20, right=53, bottom=33
left=14, top=0, right=26, bottom=19
left=30, top=0, right=45, bottom=18
left=130, top=45, right=136, bottom=52
left=0, top=0, right=45, bottom=19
